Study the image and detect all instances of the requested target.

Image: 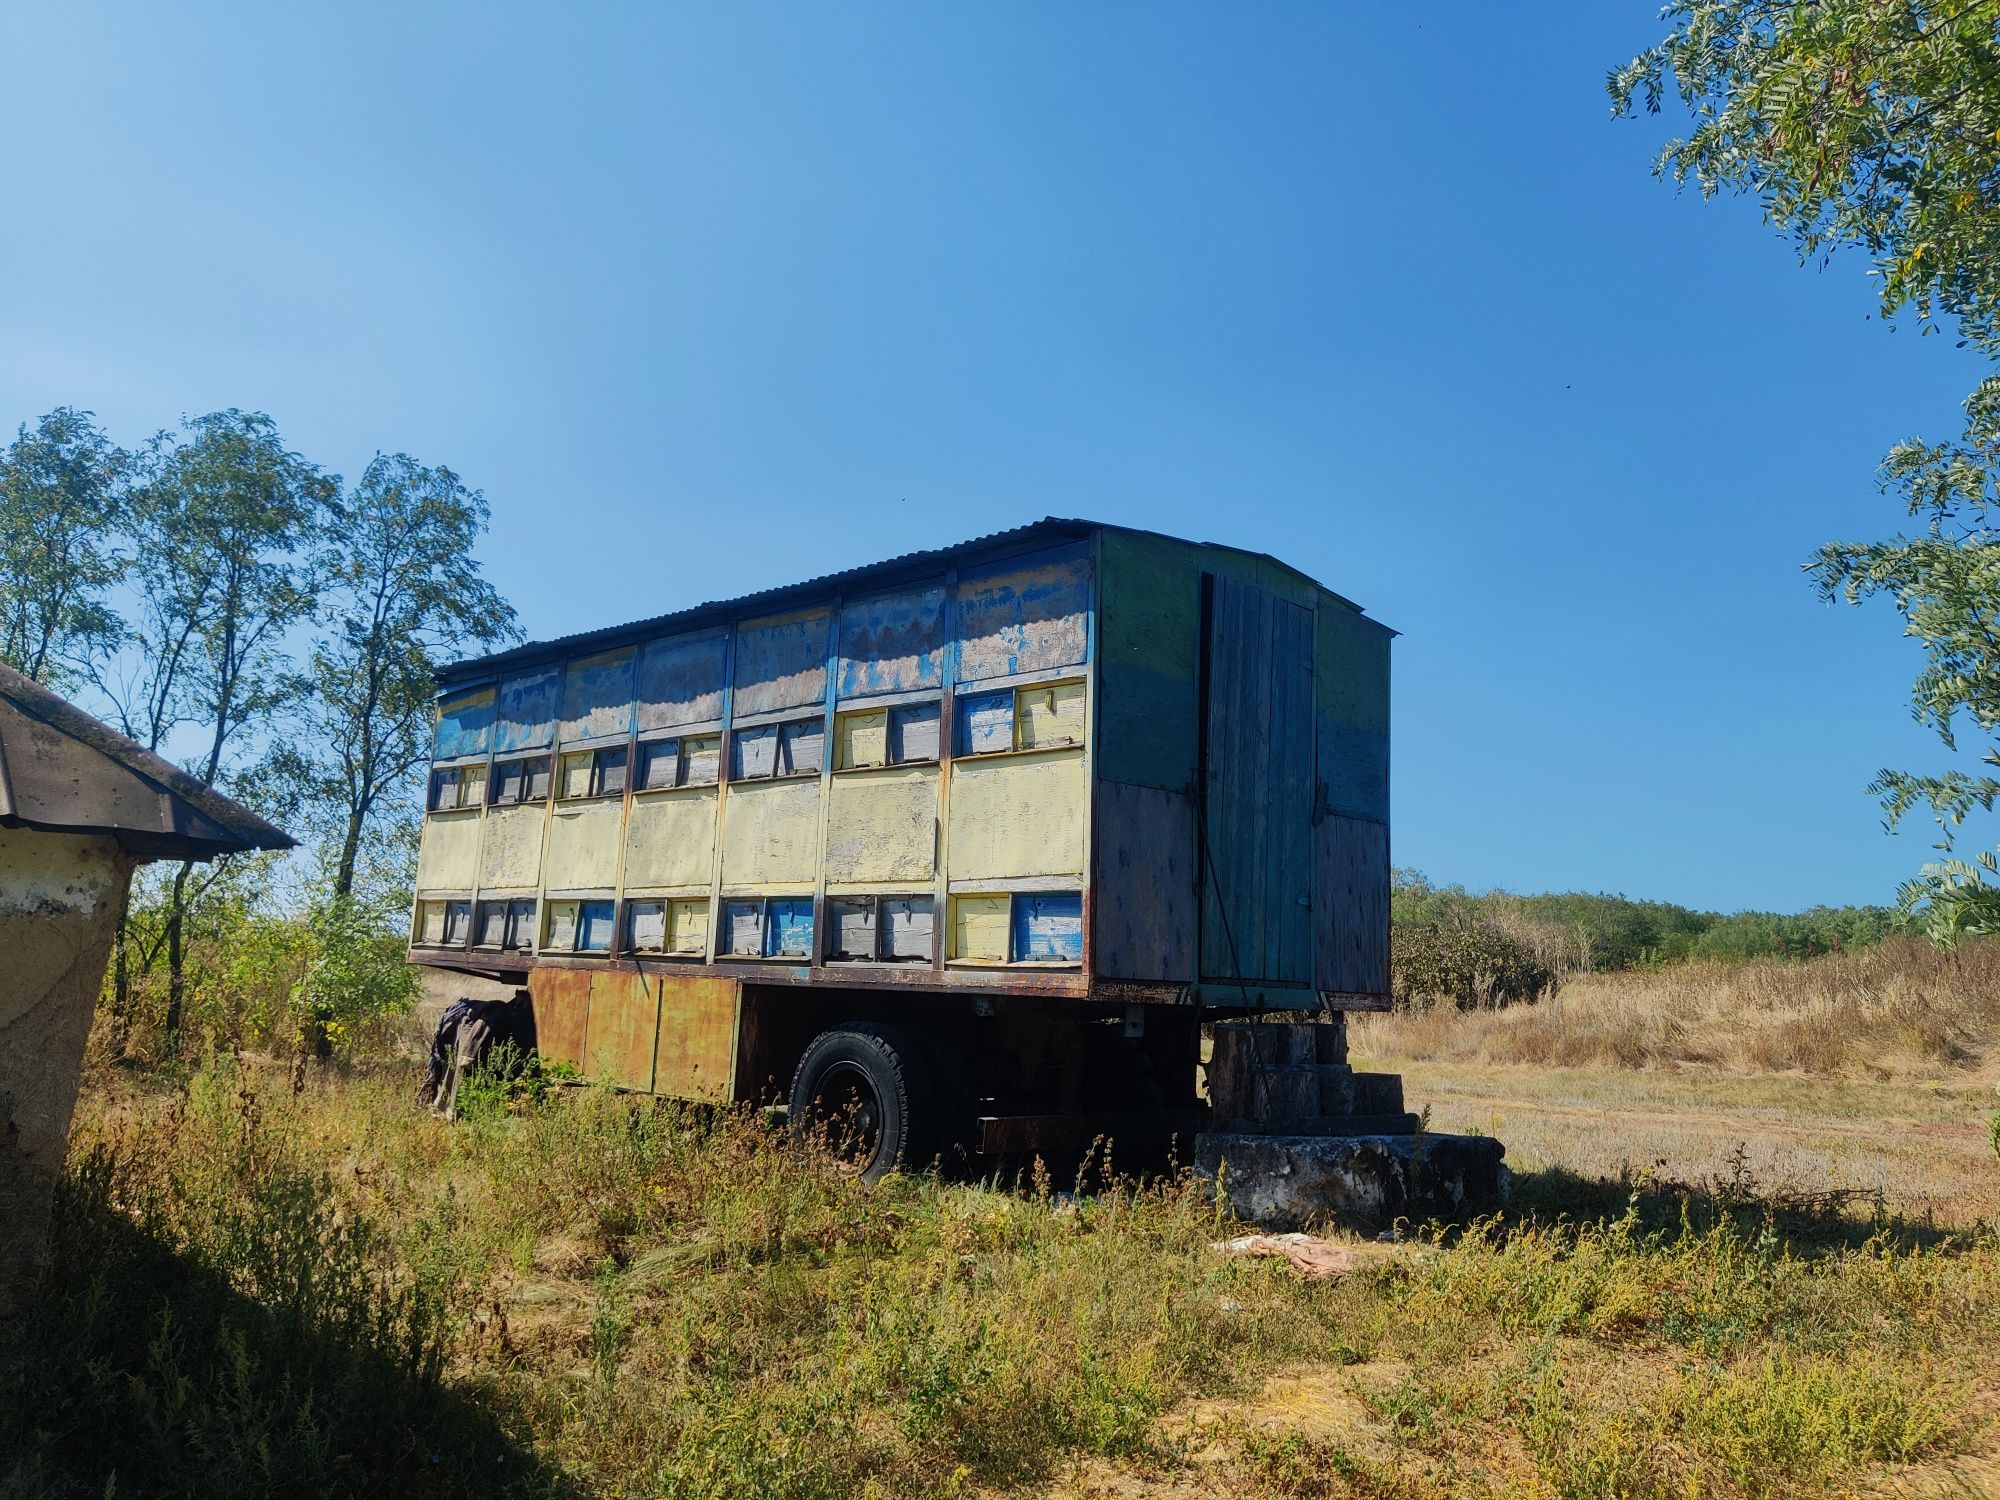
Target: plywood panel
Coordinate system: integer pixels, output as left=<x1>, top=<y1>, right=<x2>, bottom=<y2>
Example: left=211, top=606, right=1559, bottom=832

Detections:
left=1093, top=780, right=1195, bottom=981
left=825, top=766, right=938, bottom=884
left=733, top=609, right=830, bottom=717
left=480, top=804, right=546, bottom=890
left=637, top=629, right=728, bottom=730
left=544, top=801, right=624, bottom=890
left=720, top=778, right=822, bottom=886
left=623, top=788, right=718, bottom=889
left=557, top=649, right=636, bottom=743
left=1315, top=603, right=1391, bottom=823
left=837, top=583, right=946, bottom=698
left=434, top=686, right=495, bottom=760
left=1096, top=530, right=1199, bottom=792
left=951, top=894, right=1009, bottom=961
left=1202, top=575, right=1314, bottom=986
left=653, top=974, right=741, bottom=1102
left=947, top=750, right=1086, bottom=880
left=1315, top=813, right=1390, bottom=1001
left=494, top=668, right=559, bottom=752
left=528, top=967, right=590, bottom=1072
left=416, top=809, right=481, bottom=891
left=956, top=546, right=1090, bottom=683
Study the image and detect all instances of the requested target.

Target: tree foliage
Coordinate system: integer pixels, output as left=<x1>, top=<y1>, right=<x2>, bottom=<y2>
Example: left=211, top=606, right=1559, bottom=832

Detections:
left=0, top=408, right=129, bottom=688
left=1615, top=2, right=2000, bottom=938
left=276, top=453, right=518, bottom=898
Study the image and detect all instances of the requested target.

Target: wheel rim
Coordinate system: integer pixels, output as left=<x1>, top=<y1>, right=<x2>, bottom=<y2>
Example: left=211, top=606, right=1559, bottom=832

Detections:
left=808, top=1060, right=884, bottom=1171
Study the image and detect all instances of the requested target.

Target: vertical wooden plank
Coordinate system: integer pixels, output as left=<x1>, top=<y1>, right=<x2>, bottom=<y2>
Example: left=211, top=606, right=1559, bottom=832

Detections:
left=1314, top=813, right=1390, bottom=998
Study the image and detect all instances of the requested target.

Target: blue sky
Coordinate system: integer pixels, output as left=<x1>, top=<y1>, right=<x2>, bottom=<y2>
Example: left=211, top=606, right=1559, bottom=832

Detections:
left=3, top=3, right=1991, bottom=912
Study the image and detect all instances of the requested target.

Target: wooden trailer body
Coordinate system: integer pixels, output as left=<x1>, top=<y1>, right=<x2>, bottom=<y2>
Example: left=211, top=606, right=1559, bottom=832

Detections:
left=409, top=520, right=1390, bottom=1141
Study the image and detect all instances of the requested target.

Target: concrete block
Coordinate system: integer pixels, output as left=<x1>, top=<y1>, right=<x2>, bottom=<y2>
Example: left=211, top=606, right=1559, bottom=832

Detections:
left=1195, top=1130, right=1508, bottom=1232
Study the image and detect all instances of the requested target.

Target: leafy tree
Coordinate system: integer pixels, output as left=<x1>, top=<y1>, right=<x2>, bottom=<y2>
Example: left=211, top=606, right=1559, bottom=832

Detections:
left=0, top=408, right=129, bottom=687
left=1614, top=3, right=2000, bottom=937
left=102, top=410, right=337, bottom=1044
left=276, top=453, right=517, bottom=899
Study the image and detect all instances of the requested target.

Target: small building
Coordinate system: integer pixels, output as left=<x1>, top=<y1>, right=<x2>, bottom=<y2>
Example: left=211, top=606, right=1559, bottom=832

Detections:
left=0, top=664, right=293, bottom=1314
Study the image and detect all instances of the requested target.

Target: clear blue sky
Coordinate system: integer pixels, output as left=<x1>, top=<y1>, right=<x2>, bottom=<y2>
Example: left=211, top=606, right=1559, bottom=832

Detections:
left=4, top=3, right=1991, bottom=913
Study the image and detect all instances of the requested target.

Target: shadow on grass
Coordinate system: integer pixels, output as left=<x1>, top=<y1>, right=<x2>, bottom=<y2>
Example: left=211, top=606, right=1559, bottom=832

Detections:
left=0, top=1156, right=574, bottom=1500
left=1505, top=1160, right=1966, bottom=1254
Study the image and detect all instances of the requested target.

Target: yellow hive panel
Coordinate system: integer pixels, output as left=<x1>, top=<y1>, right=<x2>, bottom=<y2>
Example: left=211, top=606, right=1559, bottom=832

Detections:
left=836, top=708, right=889, bottom=770
left=720, top=778, right=822, bottom=887
left=1016, top=678, right=1086, bottom=750
left=950, top=894, right=1010, bottom=962
left=544, top=800, right=624, bottom=890
left=669, top=898, right=709, bottom=955
left=623, top=788, right=719, bottom=889
left=946, top=749, right=1086, bottom=880
left=825, top=765, right=938, bottom=884
left=480, top=803, right=546, bottom=890
left=416, top=809, right=481, bottom=891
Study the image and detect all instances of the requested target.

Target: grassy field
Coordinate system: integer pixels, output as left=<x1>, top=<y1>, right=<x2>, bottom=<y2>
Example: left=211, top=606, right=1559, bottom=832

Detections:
left=6, top=941, right=2000, bottom=1499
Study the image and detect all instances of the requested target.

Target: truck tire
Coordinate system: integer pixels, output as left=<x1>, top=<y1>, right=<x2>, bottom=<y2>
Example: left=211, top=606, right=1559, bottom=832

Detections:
left=788, top=1023, right=936, bottom=1183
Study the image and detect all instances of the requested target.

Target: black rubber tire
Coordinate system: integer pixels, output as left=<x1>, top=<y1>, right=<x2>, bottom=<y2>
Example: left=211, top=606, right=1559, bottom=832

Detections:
left=788, top=1023, right=936, bottom=1183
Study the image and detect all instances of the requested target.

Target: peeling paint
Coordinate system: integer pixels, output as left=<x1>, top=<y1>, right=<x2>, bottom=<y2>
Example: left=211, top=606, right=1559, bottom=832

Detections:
left=544, top=801, right=624, bottom=890
left=825, top=765, right=938, bottom=883
left=623, top=788, right=718, bottom=889
left=416, top=808, right=481, bottom=891
left=480, top=804, right=546, bottom=890
left=946, top=749, right=1086, bottom=880
left=720, top=778, right=822, bottom=886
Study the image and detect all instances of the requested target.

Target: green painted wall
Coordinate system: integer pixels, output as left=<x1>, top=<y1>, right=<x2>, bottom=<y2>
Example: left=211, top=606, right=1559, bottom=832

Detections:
left=1314, top=602, right=1390, bottom=823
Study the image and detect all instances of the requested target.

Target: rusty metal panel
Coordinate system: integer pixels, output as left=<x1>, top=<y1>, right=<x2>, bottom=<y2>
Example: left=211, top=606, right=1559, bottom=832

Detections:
left=1092, top=781, right=1195, bottom=982
left=586, top=970, right=660, bottom=1091
left=652, top=973, right=741, bottom=1103
left=529, top=967, right=590, bottom=1071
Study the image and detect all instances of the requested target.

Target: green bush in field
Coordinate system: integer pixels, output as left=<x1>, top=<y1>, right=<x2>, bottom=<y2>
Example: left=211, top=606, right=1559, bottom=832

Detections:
left=1391, top=915, right=1551, bottom=1010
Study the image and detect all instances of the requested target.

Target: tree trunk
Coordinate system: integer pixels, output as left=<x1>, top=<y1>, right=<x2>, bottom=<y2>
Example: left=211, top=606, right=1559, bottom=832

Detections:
left=333, top=805, right=364, bottom=899
left=107, top=912, right=132, bottom=1062
left=162, top=860, right=192, bottom=1050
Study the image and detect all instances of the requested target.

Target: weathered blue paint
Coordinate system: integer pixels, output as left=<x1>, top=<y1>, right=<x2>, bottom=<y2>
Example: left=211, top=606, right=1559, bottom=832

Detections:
left=434, top=687, right=495, bottom=760
left=558, top=649, right=637, bottom=743
left=637, top=629, right=728, bottom=730
left=764, top=898, right=814, bottom=958
left=577, top=900, right=616, bottom=952
left=733, top=610, right=829, bottom=717
left=493, top=668, right=560, bottom=752
left=954, top=546, right=1091, bottom=684
left=957, top=690, right=1014, bottom=756
left=1012, top=893, right=1083, bottom=962
left=837, top=583, right=946, bottom=699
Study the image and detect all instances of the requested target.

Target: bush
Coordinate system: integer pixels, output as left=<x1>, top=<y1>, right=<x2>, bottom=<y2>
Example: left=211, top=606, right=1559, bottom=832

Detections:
left=1392, top=914, right=1550, bottom=1009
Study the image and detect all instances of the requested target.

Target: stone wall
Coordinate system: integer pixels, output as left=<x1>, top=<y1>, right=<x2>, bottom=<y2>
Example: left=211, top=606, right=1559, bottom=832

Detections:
left=0, top=825, right=133, bottom=1317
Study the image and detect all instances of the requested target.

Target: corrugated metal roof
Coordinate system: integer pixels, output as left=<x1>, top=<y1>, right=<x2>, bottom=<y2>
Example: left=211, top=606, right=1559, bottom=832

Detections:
left=438, top=516, right=1378, bottom=686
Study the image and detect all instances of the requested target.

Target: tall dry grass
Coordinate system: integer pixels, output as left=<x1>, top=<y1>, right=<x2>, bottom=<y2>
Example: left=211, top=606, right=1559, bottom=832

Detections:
left=1355, top=934, right=2000, bottom=1078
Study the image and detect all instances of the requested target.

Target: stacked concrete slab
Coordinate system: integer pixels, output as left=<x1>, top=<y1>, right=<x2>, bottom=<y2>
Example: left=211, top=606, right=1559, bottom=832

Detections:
left=1194, top=1020, right=1506, bottom=1232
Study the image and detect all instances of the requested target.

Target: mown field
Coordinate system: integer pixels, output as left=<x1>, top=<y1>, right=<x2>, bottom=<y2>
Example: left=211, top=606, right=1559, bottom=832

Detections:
left=5, top=938, right=1999, bottom=1500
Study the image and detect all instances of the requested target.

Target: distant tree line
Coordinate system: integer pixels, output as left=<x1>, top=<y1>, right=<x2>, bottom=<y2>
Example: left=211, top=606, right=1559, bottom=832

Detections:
left=0, top=406, right=518, bottom=1059
left=1390, top=869, right=1897, bottom=1009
